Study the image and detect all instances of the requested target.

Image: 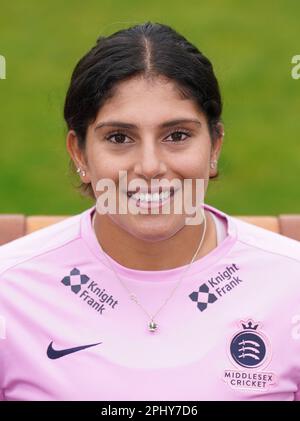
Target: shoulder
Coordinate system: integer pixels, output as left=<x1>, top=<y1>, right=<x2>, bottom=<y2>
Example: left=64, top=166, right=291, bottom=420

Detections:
left=230, top=215, right=300, bottom=264
left=207, top=203, right=300, bottom=264
left=0, top=211, right=84, bottom=277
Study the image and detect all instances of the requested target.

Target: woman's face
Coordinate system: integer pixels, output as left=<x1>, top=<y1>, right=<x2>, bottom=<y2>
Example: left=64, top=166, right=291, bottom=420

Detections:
left=67, top=75, right=223, bottom=242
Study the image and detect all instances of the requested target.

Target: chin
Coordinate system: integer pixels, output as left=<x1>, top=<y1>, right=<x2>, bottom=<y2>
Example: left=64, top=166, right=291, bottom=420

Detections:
left=126, top=218, right=184, bottom=243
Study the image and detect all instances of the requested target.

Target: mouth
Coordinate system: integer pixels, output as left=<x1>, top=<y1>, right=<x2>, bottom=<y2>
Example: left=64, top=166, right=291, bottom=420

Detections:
left=126, top=186, right=176, bottom=205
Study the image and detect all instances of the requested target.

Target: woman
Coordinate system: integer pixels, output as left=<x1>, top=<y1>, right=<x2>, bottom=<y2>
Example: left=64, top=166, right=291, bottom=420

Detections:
left=0, top=22, right=300, bottom=401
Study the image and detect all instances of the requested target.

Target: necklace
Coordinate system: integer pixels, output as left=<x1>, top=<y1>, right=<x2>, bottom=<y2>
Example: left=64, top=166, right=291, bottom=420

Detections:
left=91, top=207, right=207, bottom=333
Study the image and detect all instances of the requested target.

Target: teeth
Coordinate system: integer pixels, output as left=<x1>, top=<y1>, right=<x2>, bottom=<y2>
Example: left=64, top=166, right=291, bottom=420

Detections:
left=130, top=191, right=172, bottom=202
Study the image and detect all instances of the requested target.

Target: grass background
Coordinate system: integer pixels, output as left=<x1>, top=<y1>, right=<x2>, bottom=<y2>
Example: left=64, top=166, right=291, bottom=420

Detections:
left=0, top=0, right=299, bottom=216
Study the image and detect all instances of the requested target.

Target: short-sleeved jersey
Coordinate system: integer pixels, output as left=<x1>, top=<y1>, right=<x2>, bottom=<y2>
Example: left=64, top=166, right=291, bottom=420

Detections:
left=0, top=203, right=300, bottom=401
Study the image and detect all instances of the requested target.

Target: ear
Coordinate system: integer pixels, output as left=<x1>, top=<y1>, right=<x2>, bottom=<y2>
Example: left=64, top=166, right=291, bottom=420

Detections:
left=66, top=130, right=91, bottom=183
left=209, top=122, right=224, bottom=178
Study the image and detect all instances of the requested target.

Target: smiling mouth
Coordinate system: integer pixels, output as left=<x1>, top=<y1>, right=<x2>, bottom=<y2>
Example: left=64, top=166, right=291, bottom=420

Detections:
left=126, top=187, right=175, bottom=203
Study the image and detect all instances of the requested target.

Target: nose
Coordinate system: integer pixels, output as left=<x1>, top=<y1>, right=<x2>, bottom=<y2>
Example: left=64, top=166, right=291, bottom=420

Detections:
left=133, top=140, right=167, bottom=179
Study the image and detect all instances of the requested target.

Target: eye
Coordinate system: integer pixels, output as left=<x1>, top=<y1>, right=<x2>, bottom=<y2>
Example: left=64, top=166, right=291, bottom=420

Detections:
left=164, top=129, right=191, bottom=143
left=105, top=131, right=132, bottom=144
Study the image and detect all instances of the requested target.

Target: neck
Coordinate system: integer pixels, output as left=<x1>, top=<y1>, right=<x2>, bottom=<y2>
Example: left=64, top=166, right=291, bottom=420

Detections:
left=92, top=210, right=216, bottom=271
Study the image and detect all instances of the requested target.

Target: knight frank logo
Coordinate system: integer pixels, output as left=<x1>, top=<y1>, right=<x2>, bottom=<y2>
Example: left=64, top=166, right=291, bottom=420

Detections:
left=61, top=268, right=90, bottom=294
left=61, top=268, right=119, bottom=315
left=189, top=283, right=217, bottom=311
left=189, top=263, right=242, bottom=312
left=224, top=319, right=277, bottom=392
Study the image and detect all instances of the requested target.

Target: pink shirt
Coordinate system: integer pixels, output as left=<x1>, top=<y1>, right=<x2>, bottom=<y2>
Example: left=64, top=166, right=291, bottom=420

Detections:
left=0, top=203, right=300, bottom=401
left=209, top=210, right=227, bottom=245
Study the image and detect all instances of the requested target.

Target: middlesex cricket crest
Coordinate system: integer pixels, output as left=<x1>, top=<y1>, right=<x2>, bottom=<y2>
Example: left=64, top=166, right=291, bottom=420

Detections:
left=224, top=319, right=277, bottom=392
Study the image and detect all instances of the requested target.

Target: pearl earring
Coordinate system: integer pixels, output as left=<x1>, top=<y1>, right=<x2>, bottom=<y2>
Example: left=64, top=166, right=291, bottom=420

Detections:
left=76, top=167, right=86, bottom=177
left=210, top=160, right=217, bottom=169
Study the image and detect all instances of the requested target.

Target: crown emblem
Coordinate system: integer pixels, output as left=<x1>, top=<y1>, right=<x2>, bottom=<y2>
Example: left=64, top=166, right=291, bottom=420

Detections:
left=241, top=320, right=259, bottom=330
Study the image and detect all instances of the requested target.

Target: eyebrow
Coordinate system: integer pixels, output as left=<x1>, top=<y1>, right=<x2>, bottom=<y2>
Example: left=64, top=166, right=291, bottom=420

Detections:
left=94, top=118, right=201, bottom=131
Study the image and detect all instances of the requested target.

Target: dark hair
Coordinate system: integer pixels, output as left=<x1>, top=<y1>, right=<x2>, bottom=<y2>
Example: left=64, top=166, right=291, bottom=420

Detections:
left=64, top=21, right=223, bottom=199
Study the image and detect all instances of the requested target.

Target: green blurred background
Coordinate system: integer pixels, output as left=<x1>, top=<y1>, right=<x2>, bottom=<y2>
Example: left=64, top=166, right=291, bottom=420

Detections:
left=0, top=0, right=299, bottom=216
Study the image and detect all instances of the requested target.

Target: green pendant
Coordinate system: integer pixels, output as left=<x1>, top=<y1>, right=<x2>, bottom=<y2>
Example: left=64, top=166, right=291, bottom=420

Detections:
left=149, top=320, right=158, bottom=332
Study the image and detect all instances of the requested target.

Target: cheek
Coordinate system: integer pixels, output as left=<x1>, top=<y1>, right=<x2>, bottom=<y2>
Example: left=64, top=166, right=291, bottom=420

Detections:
left=171, top=148, right=210, bottom=178
left=88, top=148, right=120, bottom=181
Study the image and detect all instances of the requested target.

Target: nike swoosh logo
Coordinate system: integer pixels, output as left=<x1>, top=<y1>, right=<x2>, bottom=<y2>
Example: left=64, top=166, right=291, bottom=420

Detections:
left=47, top=341, right=102, bottom=359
